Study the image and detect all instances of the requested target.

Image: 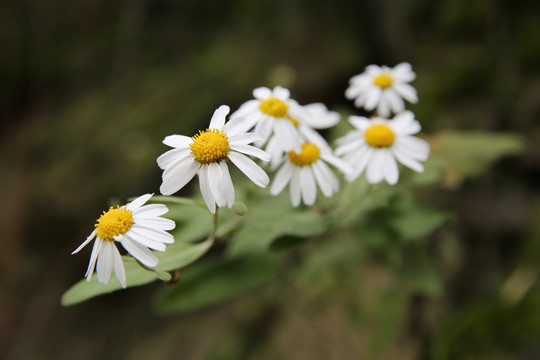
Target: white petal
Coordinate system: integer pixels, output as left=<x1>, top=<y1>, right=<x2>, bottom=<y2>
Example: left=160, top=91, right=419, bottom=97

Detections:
left=349, top=116, right=370, bottom=131
left=270, top=162, right=294, bottom=195
left=163, top=134, right=192, bottom=149
left=132, top=204, right=168, bottom=218
left=377, top=92, right=392, bottom=117
left=366, top=64, right=382, bottom=75
left=366, top=150, right=385, bottom=184
left=157, top=148, right=191, bottom=170
left=120, top=237, right=158, bottom=267
left=228, top=152, right=269, bottom=187
left=395, top=136, right=430, bottom=160
left=228, top=132, right=262, bottom=146
left=230, top=143, right=270, bottom=162
left=111, top=245, right=126, bottom=288
left=253, top=87, right=272, bottom=100
left=96, top=241, right=114, bottom=284
left=364, top=87, right=382, bottom=111
left=273, top=119, right=300, bottom=151
left=272, top=86, right=290, bottom=100
left=392, top=62, right=416, bottom=82
left=230, top=100, right=259, bottom=119
left=220, top=161, right=235, bottom=207
left=289, top=170, right=302, bottom=207
left=321, top=152, right=353, bottom=175
left=125, top=224, right=174, bottom=245
left=207, top=162, right=226, bottom=207
left=72, top=230, right=96, bottom=254
left=126, top=193, right=153, bottom=211
left=84, top=237, right=102, bottom=280
left=392, top=148, right=425, bottom=172
left=312, top=161, right=335, bottom=197
left=393, top=83, right=418, bottom=103
left=198, top=165, right=216, bottom=213
left=382, top=149, right=399, bottom=185
left=300, top=167, right=317, bottom=205
left=298, top=126, right=332, bottom=153
left=253, top=117, right=273, bottom=145
left=390, top=111, right=420, bottom=136
left=346, top=146, right=374, bottom=182
left=133, top=217, right=176, bottom=231
left=386, top=89, right=406, bottom=114
left=335, top=137, right=362, bottom=156
left=160, top=158, right=199, bottom=195
left=123, top=229, right=167, bottom=251
left=209, top=105, right=230, bottom=130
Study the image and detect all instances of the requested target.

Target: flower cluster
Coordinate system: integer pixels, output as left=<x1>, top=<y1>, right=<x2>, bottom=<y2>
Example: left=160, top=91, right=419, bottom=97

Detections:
left=337, top=62, right=430, bottom=185
left=71, top=62, right=430, bottom=288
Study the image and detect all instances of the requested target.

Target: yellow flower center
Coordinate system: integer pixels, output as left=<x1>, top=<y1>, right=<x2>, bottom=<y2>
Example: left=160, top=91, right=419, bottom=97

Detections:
left=289, top=116, right=299, bottom=127
left=373, top=73, right=393, bottom=89
left=364, top=124, right=396, bottom=148
left=95, top=206, right=134, bottom=241
left=190, top=129, right=230, bottom=164
left=259, top=97, right=289, bottom=118
left=288, top=143, right=320, bottom=167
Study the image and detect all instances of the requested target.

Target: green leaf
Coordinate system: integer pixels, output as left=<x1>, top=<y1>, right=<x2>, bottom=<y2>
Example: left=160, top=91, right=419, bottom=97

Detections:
left=62, top=239, right=213, bottom=306
left=153, top=255, right=281, bottom=314
left=390, top=204, right=449, bottom=242
left=154, top=238, right=213, bottom=271
left=433, top=131, right=526, bottom=187
left=61, top=260, right=161, bottom=306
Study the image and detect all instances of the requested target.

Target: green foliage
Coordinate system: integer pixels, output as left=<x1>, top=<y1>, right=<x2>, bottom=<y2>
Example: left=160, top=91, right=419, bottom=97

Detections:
left=227, top=191, right=330, bottom=256
left=431, top=131, right=526, bottom=187
left=153, top=255, right=282, bottom=314
left=62, top=130, right=525, bottom=307
left=432, top=290, right=540, bottom=360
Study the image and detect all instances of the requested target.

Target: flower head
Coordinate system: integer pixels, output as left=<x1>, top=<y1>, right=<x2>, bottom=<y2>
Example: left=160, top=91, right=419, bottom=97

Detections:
left=345, top=62, right=418, bottom=117
left=230, top=86, right=305, bottom=151
left=71, top=194, right=175, bottom=288
left=270, top=142, right=351, bottom=206
left=264, top=102, right=341, bottom=169
left=335, top=111, right=429, bottom=184
left=158, top=105, right=270, bottom=213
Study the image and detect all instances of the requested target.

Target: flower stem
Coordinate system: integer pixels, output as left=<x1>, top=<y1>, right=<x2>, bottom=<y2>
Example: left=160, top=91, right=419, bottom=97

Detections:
left=210, top=207, right=219, bottom=240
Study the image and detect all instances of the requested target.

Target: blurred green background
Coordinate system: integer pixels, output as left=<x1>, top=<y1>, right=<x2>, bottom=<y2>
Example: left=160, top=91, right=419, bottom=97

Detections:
left=1, top=0, right=540, bottom=359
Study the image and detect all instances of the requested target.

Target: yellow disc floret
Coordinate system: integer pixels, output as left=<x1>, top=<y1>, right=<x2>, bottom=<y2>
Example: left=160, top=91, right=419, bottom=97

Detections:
left=95, top=206, right=134, bottom=241
left=365, top=124, right=396, bottom=148
left=288, top=143, right=320, bottom=167
left=373, top=73, right=393, bottom=89
left=259, top=97, right=289, bottom=118
left=190, top=129, right=230, bottom=164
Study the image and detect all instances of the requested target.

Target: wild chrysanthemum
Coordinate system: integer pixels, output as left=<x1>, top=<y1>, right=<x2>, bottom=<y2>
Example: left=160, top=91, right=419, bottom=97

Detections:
left=270, top=142, right=351, bottom=206
left=72, top=194, right=175, bottom=288
left=230, top=86, right=305, bottom=151
left=158, top=105, right=270, bottom=213
left=345, top=62, right=418, bottom=117
left=335, top=111, right=429, bottom=184
left=264, top=102, right=341, bottom=169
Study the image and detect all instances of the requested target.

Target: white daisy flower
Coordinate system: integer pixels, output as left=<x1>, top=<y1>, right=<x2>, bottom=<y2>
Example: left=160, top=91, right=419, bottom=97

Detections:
left=264, top=102, right=341, bottom=170
left=230, top=86, right=304, bottom=151
left=71, top=194, right=175, bottom=288
left=335, top=111, right=430, bottom=185
left=270, top=142, right=351, bottom=207
left=345, top=62, right=418, bottom=117
left=157, top=105, right=270, bottom=213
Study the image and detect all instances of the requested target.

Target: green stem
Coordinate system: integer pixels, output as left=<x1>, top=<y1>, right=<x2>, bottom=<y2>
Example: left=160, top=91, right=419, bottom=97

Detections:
left=210, top=207, right=219, bottom=240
